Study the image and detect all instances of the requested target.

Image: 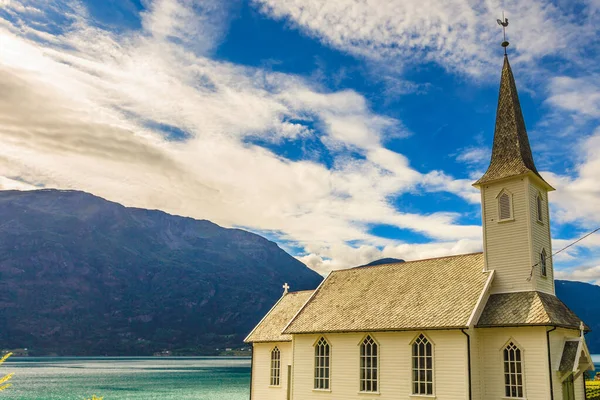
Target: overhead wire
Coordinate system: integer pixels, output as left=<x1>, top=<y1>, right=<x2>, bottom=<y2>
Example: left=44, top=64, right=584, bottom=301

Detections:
left=527, top=227, right=600, bottom=281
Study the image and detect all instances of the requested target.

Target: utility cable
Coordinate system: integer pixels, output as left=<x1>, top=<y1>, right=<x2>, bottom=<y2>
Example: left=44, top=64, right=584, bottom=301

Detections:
left=526, top=227, right=600, bottom=281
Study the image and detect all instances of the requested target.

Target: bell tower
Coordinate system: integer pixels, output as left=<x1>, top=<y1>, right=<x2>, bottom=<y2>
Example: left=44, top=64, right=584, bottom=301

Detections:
left=473, top=53, right=555, bottom=295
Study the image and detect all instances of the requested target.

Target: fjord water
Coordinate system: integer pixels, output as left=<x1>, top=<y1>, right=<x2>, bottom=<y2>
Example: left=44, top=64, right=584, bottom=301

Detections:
left=3, top=356, right=598, bottom=399
left=3, top=357, right=250, bottom=399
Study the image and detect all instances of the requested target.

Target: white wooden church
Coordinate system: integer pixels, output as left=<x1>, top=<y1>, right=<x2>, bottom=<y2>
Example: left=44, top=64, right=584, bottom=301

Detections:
left=245, top=51, right=594, bottom=400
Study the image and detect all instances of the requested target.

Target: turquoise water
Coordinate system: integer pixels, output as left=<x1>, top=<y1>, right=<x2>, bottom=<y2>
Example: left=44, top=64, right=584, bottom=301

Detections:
left=1, top=355, right=598, bottom=399
left=2, top=357, right=250, bottom=399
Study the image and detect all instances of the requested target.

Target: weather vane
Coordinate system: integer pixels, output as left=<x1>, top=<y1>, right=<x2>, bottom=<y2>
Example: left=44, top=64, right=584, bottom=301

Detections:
left=496, top=12, right=509, bottom=54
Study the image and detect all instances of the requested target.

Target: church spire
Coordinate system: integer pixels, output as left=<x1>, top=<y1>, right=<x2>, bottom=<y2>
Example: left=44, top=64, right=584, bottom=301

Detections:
left=474, top=54, right=552, bottom=190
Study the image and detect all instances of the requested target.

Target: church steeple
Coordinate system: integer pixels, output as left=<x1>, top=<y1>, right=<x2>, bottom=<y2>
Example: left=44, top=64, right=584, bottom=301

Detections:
left=474, top=55, right=552, bottom=190
left=476, top=49, right=556, bottom=295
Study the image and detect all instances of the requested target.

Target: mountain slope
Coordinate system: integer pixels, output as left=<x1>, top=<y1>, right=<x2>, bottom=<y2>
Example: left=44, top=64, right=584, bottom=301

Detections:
left=0, top=189, right=323, bottom=356
left=555, top=280, right=600, bottom=354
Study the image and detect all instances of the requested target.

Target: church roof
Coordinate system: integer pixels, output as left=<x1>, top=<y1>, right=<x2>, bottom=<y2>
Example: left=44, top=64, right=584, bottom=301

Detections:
left=474, top=56, right=552, bottom=189
left=283, top=253, right=490, bottom=334
left=477, top=291, right=586, bottom=330
left=559, top=340, right=580, bottom=373
left=244, top=290, right=313, bottom=343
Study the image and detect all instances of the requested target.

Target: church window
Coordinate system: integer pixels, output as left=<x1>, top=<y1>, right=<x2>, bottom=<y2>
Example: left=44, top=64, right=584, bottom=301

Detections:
left=359, top=335, right=378, bottom=392
left=499, top=192, right=512, bottom=221
left=536, top=194, right=543, bottom=222
left=412, top=334, right=433, bottom=396
left=314, top=337, right=330, bottom=390
left=270, top=346, right=281, bottom=386
left=503, top=342, right=524, bottom=398
left=540, top=249, right=547, bottom=277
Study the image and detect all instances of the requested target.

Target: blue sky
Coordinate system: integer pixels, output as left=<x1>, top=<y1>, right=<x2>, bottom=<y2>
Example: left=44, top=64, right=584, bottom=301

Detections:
left=0, top=0, right=599, bottom=282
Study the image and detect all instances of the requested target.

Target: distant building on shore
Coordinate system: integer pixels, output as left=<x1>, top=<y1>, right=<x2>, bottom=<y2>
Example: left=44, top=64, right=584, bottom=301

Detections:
left=2, top=348, right=29, bottom=357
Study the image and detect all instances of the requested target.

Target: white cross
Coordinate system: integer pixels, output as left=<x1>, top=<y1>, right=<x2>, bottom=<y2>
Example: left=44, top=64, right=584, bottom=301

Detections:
left=283, top=283, right=290, bottom=294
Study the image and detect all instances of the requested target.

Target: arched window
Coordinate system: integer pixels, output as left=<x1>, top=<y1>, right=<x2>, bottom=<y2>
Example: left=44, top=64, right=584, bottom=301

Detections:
left=360, top=335, right=378, bottom=392
left=314, top=337, right=330, bottom=390
left=499, top=191, right=512, bottom=221
left=270, top=346, right=281, bottom=386
left=540, top=249, right=547, bottom=277
left=504, top=342, right=524, bottom=398
left=412, top=334, right=433, bottom=395
left=536, top=194, right=543, bottom=222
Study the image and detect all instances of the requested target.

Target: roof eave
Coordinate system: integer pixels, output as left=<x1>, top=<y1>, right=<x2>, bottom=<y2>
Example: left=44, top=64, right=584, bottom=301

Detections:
left=473, top=170, right=554, bottom=191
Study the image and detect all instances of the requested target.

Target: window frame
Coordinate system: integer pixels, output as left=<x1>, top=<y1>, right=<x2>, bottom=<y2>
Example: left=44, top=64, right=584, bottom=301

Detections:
left=270, top=346, right=281, bottom=387
left=496, top=189, right=514, bottom=222
left=536, top=193, right=544, bottom=223
left=540, top=249, right=547, bottom=277
left=313, top=336, right=331, bottom=391
left=359, top=334, right=379, bottom=393
left=502, top=339, right=525, bottom=399
left=410, top=333, right=435, bottom=396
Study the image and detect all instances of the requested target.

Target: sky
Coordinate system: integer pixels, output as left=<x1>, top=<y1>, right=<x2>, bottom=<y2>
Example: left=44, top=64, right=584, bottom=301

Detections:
left=0, top=0, right=599, bottom=283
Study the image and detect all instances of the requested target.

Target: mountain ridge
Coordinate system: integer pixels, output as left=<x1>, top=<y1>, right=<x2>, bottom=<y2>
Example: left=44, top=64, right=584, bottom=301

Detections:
left=0, top=189, right=322, bottom=355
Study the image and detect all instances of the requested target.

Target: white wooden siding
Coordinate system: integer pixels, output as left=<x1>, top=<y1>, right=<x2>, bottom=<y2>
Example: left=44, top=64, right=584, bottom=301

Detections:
left=291, top=331, right=468, bottom=400
left=482, top=178, right=533, bottom=293
left=527, top=179, right=554, bottom=294
left=477, top=326, right=551, bottom=400
left=252, top=342, right=293, bottom=400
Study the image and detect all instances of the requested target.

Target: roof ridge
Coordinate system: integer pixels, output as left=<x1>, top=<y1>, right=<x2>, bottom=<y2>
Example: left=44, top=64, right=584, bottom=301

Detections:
left=344, top=251, right=484, bottom=272
left=287, top=289, right=315, bottom=295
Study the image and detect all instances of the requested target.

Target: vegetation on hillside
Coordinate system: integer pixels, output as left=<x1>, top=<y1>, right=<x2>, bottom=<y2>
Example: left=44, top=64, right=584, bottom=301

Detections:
left=587, top=380, right=600, bottom=400
left=0, top=352, right=13, bottom=391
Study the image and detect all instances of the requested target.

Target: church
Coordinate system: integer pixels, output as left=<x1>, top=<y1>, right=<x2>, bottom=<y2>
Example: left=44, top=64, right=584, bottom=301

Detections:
left=244, top=47, right=594, bottom=400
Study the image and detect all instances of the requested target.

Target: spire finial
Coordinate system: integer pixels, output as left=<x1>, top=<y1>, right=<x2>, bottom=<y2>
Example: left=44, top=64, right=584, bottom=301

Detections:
left=283, top=283, right=290, bottom=295
left=496, top=11, right=509, bottom=55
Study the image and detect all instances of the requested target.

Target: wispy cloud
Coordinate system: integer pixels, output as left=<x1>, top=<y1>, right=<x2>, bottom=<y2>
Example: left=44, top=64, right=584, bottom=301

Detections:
left=251, top=0, right=600, bottom=77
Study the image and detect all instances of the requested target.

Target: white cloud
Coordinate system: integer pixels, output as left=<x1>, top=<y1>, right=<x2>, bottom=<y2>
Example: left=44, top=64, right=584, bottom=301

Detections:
left=251, top=0, right=599, bottom=76
left=546, top=76, right=600, bottom=118
left=0, top=0, right=484, bottom=273
left=555, top=265, right=600, bottom=285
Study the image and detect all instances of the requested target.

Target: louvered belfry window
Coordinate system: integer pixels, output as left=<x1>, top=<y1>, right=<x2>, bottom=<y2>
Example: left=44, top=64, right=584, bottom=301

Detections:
left=412, top=334, right=433, bottom=395
left=270, top=346, right=281, bottom=386
left=504, top=342, right=524, bottom=398
left=499, top=192, right=512, bottom=220
left=360, top=335, right=378, bottom=392
left=536, top=194, right=543, bottom=222
left=314, top=337, right=330, bottom=390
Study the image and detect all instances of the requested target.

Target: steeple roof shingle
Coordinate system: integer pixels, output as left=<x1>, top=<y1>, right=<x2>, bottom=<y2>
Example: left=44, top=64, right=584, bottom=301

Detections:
left=474, top=56, right=552, bottom=189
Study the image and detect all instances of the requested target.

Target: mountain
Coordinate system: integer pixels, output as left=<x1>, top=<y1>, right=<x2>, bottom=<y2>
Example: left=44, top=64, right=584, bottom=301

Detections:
left=362, top=258, right=405, bottom=267
left=555, top=280, right=600, bottom=354
left=0, top=189, right=323, bottom=356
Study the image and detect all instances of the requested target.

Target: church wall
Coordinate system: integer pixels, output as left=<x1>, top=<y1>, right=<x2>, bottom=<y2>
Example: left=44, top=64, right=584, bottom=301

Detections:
left=477, top=326, right=551, bottom=400
left=291, top=330, right=468, bottom=400
left=252, top=341, right=293, bottom=400
left=527, top=178, right=555, bottom=294
left=468, top=328, right=483, bottom=400
left=575, top=374, right=585, bottom=400
left=482, top=178, right=532, bottom=293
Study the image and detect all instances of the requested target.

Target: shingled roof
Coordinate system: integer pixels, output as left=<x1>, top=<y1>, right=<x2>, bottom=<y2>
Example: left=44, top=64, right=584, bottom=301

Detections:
left=244, top=290, right=313, bottom=343
left=283, top=253, right=490, bottom=334
left=477, top=291, right=586, bottom=330
left=474, top=55, right=552, bottom=189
